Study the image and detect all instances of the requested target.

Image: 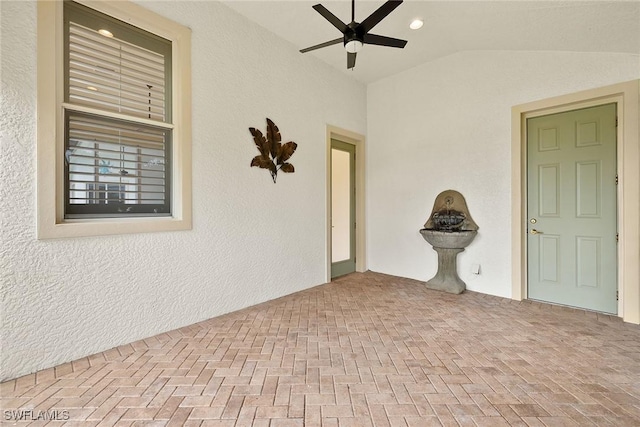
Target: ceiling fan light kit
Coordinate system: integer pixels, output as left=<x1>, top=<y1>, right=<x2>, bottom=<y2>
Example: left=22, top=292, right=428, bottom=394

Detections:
left=345, top=39, right=363, bottom=53
left=300, top=0, right=408, bottom=69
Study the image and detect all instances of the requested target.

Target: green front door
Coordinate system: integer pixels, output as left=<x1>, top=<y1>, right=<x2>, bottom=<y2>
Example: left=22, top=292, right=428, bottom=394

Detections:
left=331, top=140, right=356, bottom=278
left=527, top=103, right=617, bottom=313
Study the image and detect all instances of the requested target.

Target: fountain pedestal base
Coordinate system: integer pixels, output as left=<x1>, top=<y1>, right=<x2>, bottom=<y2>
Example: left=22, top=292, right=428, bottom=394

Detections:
left=425, top=247, right=466, bottom=294
left=419, top=190, right=478, bottom=294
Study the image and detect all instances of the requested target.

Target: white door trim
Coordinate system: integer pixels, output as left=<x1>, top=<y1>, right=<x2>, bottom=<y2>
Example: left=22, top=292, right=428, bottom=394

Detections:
left=511, top=80, right=640, bottom=324
left=326, top=125, right=366, bottom=282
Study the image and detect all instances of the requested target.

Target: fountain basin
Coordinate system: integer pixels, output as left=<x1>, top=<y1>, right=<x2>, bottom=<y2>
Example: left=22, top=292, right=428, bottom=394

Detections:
left=420, top=229, right=477, bottom=249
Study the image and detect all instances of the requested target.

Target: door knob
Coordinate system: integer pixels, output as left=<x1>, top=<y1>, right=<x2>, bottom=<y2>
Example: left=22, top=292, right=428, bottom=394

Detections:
left=529, top=229, right=543, bottom=235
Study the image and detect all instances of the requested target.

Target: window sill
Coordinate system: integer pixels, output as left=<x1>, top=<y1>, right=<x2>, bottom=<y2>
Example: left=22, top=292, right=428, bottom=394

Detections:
left=38, top=216, right=192, bottom=239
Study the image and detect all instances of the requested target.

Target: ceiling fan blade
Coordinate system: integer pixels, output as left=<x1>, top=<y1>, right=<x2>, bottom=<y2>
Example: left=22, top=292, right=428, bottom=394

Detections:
left=347, top=52, right=357, bottom=69
left=363, top=33, right=407, bottom=48
left=312, top=4, right=348, bottom=33
left=300, top=38, right=343, bottom=53
left=360, top=0, right=403, bottom=33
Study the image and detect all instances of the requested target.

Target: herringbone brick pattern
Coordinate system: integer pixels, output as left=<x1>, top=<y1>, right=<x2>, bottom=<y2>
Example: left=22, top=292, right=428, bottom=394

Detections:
left=2, top=271, right=640, bottom=426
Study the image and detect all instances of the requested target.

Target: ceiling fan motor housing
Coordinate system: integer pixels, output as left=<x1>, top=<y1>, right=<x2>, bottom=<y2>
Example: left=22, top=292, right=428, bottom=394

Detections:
left=344, top=22, right=365, bottom=52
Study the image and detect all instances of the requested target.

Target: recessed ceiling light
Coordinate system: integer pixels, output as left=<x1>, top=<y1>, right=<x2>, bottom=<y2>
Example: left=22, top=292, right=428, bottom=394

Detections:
left=87, top=86, right=98, bottom=91
left=98, top=29, right=113, bottom=38
left=409, top=19, right=423, bottom=30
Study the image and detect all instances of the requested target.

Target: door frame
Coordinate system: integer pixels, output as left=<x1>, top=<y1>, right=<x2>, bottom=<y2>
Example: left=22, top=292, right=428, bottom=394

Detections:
left=326, top=125, right=366, bottom=281
left=526, top=104, right=618, bottom=313
left=511, top=80, right=640, bottom=323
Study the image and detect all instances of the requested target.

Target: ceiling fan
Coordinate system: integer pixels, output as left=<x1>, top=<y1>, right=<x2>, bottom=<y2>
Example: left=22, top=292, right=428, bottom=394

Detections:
left=300, top=0, right=407, bottom=69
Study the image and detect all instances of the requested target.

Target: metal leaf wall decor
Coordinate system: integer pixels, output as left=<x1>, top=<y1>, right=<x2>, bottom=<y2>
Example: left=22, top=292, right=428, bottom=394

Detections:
left=249, top=118, right=297, bottom=183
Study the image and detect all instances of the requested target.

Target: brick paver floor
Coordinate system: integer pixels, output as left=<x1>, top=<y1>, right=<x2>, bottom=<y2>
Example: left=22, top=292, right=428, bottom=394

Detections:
left=2, top=271, right=640, bottom=426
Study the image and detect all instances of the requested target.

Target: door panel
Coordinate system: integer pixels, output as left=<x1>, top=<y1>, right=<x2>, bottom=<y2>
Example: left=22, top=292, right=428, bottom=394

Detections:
left=539, top=164, right=560, bottom=216
left=576, top=161, right=600, bottom=217
left=527, top=103, right=617, bottom=314
left=576, top=237, right=600, bottom=288
left=539, top=234, right=559, bottom=283
left=331, top=140, right=356, bottom=278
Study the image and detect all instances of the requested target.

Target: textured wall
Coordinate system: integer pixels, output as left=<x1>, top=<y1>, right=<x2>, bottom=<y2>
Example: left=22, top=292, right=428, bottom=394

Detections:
left=366, top=50, right=640, bottom=298
left=0, top=0, right=366, bottom=381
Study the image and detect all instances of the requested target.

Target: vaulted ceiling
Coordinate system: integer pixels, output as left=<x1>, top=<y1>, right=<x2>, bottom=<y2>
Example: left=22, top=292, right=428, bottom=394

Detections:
left=224, top=0, right=640, bottom=84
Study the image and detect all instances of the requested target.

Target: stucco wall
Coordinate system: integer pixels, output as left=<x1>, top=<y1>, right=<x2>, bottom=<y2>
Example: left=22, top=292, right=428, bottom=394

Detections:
left=0, top=0, right=366, bottom=381
left=366, top=50, right=640, bottom=298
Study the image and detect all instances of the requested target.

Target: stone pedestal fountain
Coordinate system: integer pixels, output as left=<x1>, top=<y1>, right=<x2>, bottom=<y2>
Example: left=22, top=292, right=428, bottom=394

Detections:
left=419, top=190, right=478, bottom=294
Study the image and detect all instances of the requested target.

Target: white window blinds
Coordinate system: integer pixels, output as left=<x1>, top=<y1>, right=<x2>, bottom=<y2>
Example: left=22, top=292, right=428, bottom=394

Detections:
left=64, top=1, right=172, bottom=218
left=66, top=112, right=169, bottom=215
left=68, top=21, right=167, bottom=122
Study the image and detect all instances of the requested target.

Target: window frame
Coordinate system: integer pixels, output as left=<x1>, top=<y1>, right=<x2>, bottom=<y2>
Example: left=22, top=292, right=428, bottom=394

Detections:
left=37, top=0, right=192, bottom=238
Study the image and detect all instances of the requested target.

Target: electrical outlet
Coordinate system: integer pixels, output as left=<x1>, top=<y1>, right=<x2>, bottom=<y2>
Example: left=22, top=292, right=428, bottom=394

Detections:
left=471, top=264, right=481, bottom=275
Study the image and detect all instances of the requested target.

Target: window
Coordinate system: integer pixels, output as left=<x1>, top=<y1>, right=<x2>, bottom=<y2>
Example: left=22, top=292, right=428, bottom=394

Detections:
left=38, top=0, right=191, bottom=238
left=64, top=2, right=172, bottom=218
